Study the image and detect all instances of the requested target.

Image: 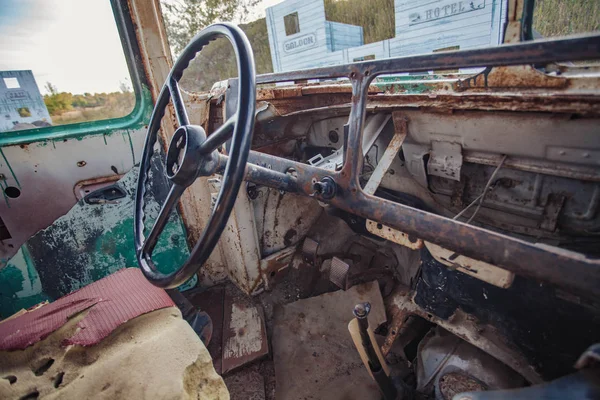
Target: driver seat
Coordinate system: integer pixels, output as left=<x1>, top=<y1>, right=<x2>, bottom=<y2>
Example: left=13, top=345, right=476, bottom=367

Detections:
left=0, top=268, right=229, bottom=400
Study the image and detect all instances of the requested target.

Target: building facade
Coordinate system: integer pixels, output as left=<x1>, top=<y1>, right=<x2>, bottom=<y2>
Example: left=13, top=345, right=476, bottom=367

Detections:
left=0, top=70, right=52, bottom=132
left=266, top=0, right=507, bottom=73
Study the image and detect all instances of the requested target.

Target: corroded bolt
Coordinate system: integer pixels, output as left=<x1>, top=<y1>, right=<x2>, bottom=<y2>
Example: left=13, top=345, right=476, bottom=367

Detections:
left=312, top=176, right=336, bottom=199
left=353, top=302, right=371, bottom=319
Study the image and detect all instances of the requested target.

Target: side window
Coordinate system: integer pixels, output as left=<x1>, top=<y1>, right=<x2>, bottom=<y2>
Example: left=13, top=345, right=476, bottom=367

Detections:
left=0, top=0, right=135, bottom=134
left=284, top=12, right=300, bottom=36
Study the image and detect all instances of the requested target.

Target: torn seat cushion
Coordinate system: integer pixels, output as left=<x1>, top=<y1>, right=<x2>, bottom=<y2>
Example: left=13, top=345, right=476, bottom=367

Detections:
left=0, top=268, right=229, bottom=399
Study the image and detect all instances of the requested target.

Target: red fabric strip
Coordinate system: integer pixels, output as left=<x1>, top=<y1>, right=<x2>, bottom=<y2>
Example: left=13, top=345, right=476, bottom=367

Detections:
left=0, top=268, right=175, bottom=350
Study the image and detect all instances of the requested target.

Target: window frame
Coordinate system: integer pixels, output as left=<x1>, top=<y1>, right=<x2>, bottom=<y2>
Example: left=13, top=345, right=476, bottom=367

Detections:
left=3, top=77, right=20, bottom=89
left=0, top=0, right=151, bottom=147
left=284, top=12, right=300, bottom=36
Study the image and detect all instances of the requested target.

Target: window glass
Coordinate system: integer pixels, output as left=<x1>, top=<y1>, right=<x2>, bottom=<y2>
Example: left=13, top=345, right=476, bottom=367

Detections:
left=284, top=12, right=300, bottom=35
left=161, top=0, right=515, bottom=90
left=0, top=0, right=135, bottom=133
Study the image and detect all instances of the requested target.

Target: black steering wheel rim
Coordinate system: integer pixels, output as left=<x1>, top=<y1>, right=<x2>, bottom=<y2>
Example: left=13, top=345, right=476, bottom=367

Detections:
left=134, top=23, right=256, bottom=288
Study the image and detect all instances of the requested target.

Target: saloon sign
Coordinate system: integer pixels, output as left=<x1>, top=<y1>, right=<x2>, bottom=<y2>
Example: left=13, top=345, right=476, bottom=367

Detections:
left=408, top=0, right=486, bottom=26
left=5, top=90, right=28, bottom=101
left=283, top=33, right=317, bottom=54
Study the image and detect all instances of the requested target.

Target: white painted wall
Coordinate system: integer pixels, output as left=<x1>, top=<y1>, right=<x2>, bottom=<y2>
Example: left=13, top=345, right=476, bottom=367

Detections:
left=266, top=0, right=508, bottom=73
left=0, top=71, right=52, bottom=131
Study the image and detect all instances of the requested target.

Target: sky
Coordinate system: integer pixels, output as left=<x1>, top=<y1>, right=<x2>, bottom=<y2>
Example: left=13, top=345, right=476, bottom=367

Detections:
left=0, top=0, right=282, bottom=95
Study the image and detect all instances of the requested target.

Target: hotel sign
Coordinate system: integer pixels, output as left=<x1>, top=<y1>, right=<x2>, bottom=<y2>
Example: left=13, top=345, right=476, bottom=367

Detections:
left=408, top=0, right=486, bottom=26
left=283, top=33, right=317, bottom=54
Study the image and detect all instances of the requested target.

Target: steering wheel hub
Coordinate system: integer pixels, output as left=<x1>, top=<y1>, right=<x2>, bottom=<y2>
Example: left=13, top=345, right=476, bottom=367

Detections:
left=166, top=125, right=218, bottom=187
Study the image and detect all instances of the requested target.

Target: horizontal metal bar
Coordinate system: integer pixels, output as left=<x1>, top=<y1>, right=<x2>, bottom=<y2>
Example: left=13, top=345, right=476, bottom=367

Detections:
left=217, top=153, right=298, bottom=192
left=257, top=34, right=600, bottom=83
left=235, top=151, right=600, bottom=301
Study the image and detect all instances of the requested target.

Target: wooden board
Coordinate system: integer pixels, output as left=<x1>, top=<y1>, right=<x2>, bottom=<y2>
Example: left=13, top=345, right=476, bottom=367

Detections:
left=222, top=285, right=269, bottom=374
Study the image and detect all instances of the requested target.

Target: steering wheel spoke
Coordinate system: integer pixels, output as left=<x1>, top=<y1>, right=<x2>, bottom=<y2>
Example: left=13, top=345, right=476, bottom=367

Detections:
left=134, top=23, right=256, bottom=289
left=141, top=183, right=186, bottom=256
left=200, top=116, right=236, bottom=154
left=168, top=76, right=190, bottom=126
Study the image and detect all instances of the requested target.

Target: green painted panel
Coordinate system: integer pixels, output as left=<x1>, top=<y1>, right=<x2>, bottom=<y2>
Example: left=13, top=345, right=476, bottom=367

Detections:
left=0, top=164, right=197, bottom=318
left=374, top=74, right=458, bottom=94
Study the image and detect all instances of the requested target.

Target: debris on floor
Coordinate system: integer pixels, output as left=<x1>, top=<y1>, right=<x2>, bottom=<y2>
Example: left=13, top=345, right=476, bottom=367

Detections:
left=224, top=363, right=266, bottom=400
left=272, top=281, right=387, bottom=400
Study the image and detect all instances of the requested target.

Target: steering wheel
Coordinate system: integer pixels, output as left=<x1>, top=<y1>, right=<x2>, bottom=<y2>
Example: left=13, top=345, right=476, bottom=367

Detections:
left=134, top=23, right=256, bottom=288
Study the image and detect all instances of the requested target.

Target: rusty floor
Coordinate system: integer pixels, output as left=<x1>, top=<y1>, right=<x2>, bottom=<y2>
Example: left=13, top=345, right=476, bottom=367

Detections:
left=184, top=267, right=389, bottom=400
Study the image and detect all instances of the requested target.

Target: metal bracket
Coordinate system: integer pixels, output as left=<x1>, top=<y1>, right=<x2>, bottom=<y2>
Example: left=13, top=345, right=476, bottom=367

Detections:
left=364, top=115, right=408, bottom=195
left=308, top=114, right=392, bottom=172
left=401, top=143, right=430, bottom=188
left=329, top=256, right=350, bottom=290
left=301, top=237, right=320, bottom=265
left=427, top=141, right=463, bottom=182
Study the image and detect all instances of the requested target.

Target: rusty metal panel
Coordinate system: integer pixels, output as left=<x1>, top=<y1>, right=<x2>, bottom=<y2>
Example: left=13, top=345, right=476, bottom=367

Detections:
left=424, top=241, right=515, bottom=288
left=427, top=141, right=463, bottom=182
left=365, top=221, right=424, bottom=250
left=388, top=287, right=542, bottom=384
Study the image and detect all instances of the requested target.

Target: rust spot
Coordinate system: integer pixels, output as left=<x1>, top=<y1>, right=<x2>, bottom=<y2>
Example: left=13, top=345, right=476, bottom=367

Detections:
left=456, top=65, right=567, bottom=91
left=439, top=372, right=487, bottom=399
left=283, top=229, right=297, bottom=247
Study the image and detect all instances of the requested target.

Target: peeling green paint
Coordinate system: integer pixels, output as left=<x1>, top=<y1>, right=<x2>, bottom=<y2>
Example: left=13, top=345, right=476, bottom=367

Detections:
left=0, top=246, right=50, bottom=317
left=0, top=163, right=196, bottom=318
left=125, top=130, right=136, bottom=164
left=374, top=74, right=458, bottom=94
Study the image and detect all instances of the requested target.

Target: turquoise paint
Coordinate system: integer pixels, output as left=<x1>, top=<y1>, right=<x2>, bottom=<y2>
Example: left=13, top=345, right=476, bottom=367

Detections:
left=126, top=130, right=136, bottom=165
left=0, top=247, right=50, bottom=317
left=374, top=74, right=457, bottom=94
left=90, top=214, right=196, bottom=290
left=0, top=217, right=196, bottom=318
left=0, top=166, right=197, bottom=318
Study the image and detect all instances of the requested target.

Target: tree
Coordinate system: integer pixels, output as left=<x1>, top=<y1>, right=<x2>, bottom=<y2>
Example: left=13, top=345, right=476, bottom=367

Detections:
left=45, top=82, right=58, bottom=95
left=44, top=91, right=73, bottom=115
left=162, top=0, right=260, bottom=55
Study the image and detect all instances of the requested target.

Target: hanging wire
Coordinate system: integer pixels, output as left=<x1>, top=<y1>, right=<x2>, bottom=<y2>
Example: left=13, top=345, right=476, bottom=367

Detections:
left=453, top=154, right=508, bottom=225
